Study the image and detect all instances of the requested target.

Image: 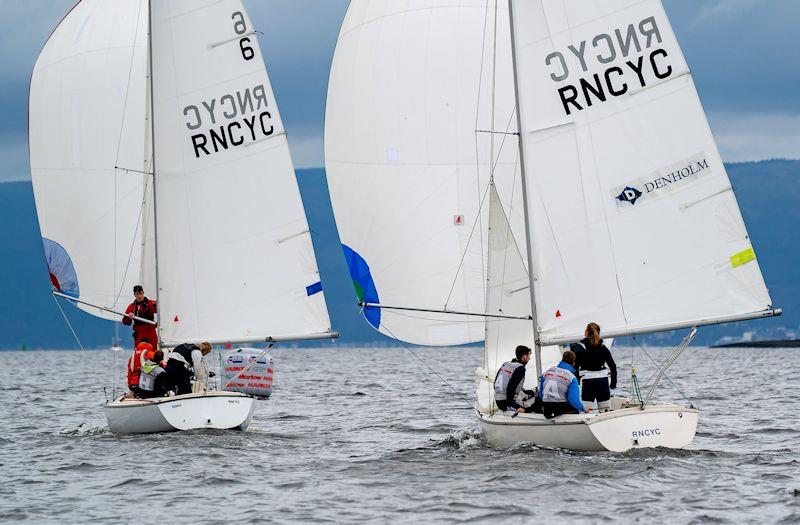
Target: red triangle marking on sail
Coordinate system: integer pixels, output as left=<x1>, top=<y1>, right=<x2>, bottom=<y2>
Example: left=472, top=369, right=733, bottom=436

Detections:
left=174, top=315, right=180, bottom=323
left=454, top=215, right=464, bottom=226
left=555, top=310, right=562, bottom=318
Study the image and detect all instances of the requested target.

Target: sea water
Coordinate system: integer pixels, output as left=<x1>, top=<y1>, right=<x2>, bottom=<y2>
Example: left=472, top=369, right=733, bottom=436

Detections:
left=0, top=346, right=797, bottom=523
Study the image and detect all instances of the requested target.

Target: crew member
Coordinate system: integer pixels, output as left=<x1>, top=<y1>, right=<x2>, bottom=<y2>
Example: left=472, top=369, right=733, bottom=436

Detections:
left=139, top=350, right=169, bottom=398
left=539, top=350, right=591, bottom=419
left=122, top=285, right=158, bottom=348
left=165, top=342, right=212, bottom=395
left=126, top=340, right=153, bottom=397
left=493, top=345, right=532, bottom=413
left=572, top=322, right=617, bottom=411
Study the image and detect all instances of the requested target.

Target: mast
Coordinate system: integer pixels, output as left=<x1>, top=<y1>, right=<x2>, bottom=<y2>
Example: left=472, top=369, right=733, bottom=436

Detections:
left=507, top=0, right=543, bottom=378
left=147, top=0, right=162, bottom=347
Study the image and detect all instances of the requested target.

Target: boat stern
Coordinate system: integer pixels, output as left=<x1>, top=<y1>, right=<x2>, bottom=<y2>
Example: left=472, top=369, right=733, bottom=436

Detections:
left=586, top=404, right=698, bottom=452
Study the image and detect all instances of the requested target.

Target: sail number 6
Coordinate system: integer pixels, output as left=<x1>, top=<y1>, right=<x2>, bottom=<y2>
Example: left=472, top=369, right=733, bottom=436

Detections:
left=232, top=11, right=254, bottom=61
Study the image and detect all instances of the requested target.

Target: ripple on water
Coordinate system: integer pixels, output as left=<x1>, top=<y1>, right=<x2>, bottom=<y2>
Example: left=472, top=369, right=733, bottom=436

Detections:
left=1, top=346, right=798, bottom=523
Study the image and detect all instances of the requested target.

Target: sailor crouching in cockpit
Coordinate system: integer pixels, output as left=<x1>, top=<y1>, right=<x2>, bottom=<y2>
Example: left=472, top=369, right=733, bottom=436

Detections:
left=539, top=350, right=592, bottom=419
left=493, top=345, right=536, bottom=414
left=164, top=342, right=215, bottom=395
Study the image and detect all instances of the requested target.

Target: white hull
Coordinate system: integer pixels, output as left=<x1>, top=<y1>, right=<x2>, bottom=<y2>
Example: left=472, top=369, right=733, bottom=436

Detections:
left=480, top=400, right=698, bottom=452
left=104, top=391, right=256, bottom=434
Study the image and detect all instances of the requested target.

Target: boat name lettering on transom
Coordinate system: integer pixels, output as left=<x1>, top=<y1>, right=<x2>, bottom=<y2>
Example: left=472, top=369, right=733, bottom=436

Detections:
left=632, top=428, right=661, bottom=438
left=544, top=16, right=675, bottom=116
left=182, top=84, right=275, bottom=158
left=613, top=154, right=711, bottom=208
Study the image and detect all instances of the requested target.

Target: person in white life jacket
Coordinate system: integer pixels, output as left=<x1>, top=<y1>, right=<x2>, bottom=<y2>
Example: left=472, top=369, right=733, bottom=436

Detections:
left=493, top=345, right=532, bottom=413
left=165, top=342, right=213, bottom=395
left=538, top=350, right=591, bottom=419
left=139, top=350, right=169, bottom=398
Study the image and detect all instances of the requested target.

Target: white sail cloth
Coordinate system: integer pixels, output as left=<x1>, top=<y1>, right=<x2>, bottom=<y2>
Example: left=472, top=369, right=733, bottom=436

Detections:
left=150, top=0, right=331, bottom=345
left=326, top=1, right=525, bottom=346
left=509, top=0, right=773, bottom=345
left=485, top=184, right=562, bottom=383
left=30, top=0, right=150, bottom=319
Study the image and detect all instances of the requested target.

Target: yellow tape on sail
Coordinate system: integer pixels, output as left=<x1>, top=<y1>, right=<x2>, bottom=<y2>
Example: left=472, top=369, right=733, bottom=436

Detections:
left=730, top=248, right=756, bottom=268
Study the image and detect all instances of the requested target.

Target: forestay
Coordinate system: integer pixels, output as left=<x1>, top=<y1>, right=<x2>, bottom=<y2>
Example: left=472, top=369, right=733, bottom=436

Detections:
left=509, top=0, right=774, bottom=345
left=326, top=1, right=524, bottom=346
left=150, top=0, right=330, bottom=345
left=30, top=0, right=150, bottom=320
left=484, top=184, right=561, bottom=381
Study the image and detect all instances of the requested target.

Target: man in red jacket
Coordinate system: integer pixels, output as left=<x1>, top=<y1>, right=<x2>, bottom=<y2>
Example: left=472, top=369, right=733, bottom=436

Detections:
left=122, top=285, right=158, bottom=348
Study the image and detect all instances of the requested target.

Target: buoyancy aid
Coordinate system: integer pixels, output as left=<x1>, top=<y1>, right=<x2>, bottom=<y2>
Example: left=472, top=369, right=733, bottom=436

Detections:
left=131, top=298, right=156, bottom=326
left=126, top=343, right=151, bottom=387
left=169, top=343, right=199, bottom=369
left=493, top=360, right=524, bottom=401
left=540, top=365, right=577, bottom=403
left=139, top=362, right=165, bottom=392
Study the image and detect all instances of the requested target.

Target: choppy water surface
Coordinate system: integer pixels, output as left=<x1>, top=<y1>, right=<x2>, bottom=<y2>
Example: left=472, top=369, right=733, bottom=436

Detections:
left=0, top=346, right=798, bottom=523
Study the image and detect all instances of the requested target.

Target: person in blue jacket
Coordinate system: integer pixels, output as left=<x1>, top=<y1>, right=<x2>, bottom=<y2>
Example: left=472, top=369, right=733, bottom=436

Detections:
left=538, top=350, right=592, bottom=419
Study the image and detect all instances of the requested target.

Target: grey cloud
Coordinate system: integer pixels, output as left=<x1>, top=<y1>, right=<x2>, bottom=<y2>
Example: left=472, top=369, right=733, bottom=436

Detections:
left=0, top=1, right=797, bottom=181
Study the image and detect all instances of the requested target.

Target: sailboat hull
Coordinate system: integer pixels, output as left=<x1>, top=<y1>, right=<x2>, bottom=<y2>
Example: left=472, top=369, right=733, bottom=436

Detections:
left=480, top=402, right=698, bottom=452
left=104, top=391, right=256, bottom=434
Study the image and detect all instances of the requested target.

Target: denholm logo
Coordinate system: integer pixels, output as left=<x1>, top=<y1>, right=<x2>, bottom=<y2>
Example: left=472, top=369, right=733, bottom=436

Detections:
left=613, top=154, right=711, bottom=209
left=616, top=186, right=642, bottom=205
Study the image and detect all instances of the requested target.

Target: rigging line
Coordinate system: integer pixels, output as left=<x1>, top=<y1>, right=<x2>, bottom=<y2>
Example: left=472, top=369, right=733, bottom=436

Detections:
left=111, top=1, right=145, bottom=302
left=489, top=149, right=522, bottom=375
left=111, top=173, right=150, bottom=308
left=633, top=336, right=696, bottom=408
left=378, top=319, right=477, bottom=413
left=362, top=302, right=530, bottom=321
left=472, top=0, right=492, bottom=312
left=115, top=167, right=154, bottom=175
left=52, top=294, right=85, bottom=352
left=443, top=182, right=491, bottom=309
left=114, top=0, right=145, bottom=166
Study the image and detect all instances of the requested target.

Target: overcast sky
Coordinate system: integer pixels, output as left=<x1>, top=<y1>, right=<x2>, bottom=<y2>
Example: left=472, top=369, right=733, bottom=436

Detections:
left=1, top=0, right=798, bottom=182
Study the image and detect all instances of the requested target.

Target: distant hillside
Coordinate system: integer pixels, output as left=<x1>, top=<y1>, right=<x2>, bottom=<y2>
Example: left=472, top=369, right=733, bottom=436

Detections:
left=2, top=161, right=798, bottom=349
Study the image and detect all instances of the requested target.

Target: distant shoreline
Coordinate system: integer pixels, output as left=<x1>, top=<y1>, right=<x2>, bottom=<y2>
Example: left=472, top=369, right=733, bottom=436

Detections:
left=712, top=340, right=800, bottom=348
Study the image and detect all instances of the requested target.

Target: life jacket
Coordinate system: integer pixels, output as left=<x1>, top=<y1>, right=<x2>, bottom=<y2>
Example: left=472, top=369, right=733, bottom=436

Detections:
left=131, top=298, right=156, bottom=326
left=169, top=343, right=198, bottom=369
left=139, top=362, right=165, bottom=392
left=493, top=360, right=524, bottom=401
left=127, top=342, right=153, bottom=388
left=540, top=364, right=577, bottom=403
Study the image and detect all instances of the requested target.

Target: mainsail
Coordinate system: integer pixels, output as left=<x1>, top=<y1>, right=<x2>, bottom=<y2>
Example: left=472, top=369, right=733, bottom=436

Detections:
left=30, top=0, right=150, bottom=319
left=150, top=0, right=332, bottom=346
left=325, top=1, right=524, bottom=346
left=31, top=0, right=334, bottom=346
left=508, top=0, right=776, bottom=345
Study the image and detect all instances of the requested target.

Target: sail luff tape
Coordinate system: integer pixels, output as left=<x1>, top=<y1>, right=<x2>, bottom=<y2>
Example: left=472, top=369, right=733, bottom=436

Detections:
left=730, top=248, right=756, bottom=268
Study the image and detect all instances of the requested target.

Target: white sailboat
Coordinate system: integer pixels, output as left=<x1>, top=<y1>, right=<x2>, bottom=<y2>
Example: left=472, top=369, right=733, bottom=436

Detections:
left=30, top=0, right=336, bottom=433
left=324, top=1, right=779, bottom=451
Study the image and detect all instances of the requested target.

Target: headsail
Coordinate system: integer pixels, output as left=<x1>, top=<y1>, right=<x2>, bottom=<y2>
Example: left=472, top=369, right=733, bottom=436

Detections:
left=484, top=184, right=561, bottom=380
left=325, top=1, right=524, bottom=345
left=30, top=0, right=150, bottom=320
left=150, top=0, right=331, bottom=345
left=509, top=0, right=774, bottom=345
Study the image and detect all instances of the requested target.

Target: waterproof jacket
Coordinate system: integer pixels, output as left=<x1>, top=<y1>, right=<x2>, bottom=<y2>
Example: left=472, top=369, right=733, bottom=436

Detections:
left=572, top=338, right=617, bottom=389
left=123, top=298, right=157, bottom=327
